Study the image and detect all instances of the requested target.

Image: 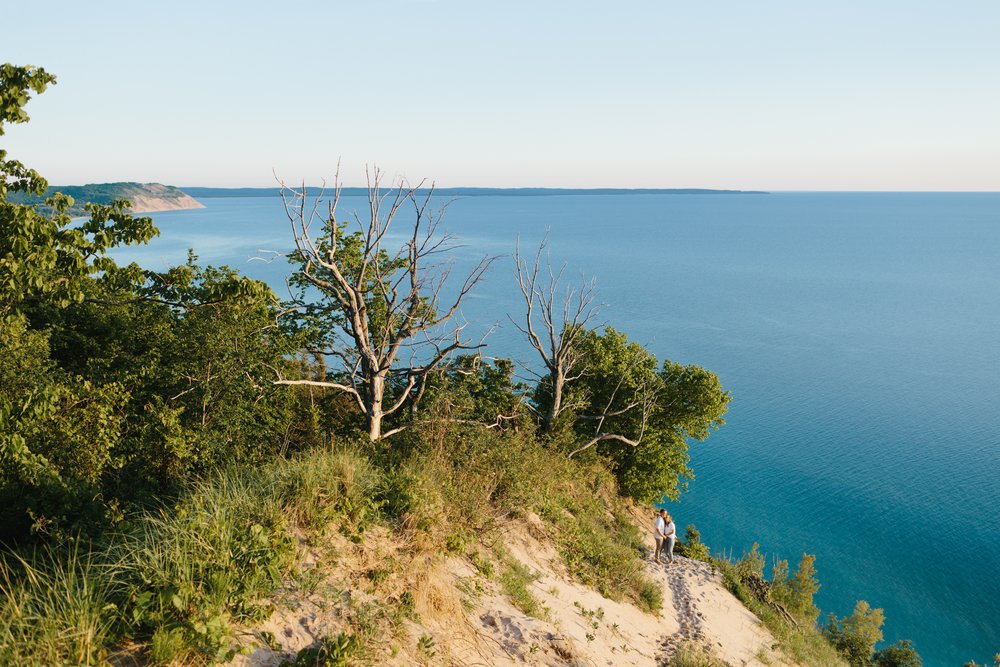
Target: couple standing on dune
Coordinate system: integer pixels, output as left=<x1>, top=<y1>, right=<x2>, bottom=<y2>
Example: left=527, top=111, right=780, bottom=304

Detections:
left=653, top=509, right=676, bottom=565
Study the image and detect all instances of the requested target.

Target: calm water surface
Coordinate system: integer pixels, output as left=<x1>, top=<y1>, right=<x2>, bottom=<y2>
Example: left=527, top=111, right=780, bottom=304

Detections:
left=118, top=193, right=1000, bottom=666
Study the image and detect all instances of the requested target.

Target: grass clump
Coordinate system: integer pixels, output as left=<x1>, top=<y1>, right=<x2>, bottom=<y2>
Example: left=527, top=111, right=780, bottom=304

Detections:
left=670, top=641, right=729, bottom=667
left=0, top=544, right=124, bottom=666
left=274, top=445, right=382, bottom=534
left=497, top=550, right=546, bottom=618
left=115, top=468, right=297, bottom=662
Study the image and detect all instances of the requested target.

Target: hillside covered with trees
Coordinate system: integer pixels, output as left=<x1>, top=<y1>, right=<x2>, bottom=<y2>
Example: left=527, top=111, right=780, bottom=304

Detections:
left=9, top=181, right=203, bottom=216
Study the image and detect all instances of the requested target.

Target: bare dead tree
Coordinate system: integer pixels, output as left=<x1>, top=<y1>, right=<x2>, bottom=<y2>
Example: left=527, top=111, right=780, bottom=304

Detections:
left=271, top=166, right=497, bottom=441
left=511, top=234, right=601, bottom=434
left=512, top=236, right=661, bottom=455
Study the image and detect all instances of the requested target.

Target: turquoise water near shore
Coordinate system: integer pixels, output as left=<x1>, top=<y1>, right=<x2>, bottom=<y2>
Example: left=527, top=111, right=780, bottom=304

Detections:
left=120, top=192, right=999, bottom=665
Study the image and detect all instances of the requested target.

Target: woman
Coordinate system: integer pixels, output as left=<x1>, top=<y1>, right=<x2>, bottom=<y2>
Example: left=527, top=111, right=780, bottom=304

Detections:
left=661, top=512, right=676, bottom=564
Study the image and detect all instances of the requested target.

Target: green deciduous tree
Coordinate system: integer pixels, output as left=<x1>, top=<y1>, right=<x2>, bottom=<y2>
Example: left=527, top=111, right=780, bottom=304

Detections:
left=0, top=63, right=157, bottom=537
left=0, top=63, right=55, bottom=198
left=513, top=238, right=730, bottom=504
left=824, top=600, right=886, bottom=667
left=770, top=553, right=821, bottom=623
left=31, top=254, right=314, bottom=490
left=541, top=326, right=729, bottom=503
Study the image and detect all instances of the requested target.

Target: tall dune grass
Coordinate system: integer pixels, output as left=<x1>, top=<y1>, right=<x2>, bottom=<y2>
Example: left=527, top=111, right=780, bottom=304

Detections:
left=0, top=544, right=124, bottom=665
left=0, top=446, right=377, bottom=665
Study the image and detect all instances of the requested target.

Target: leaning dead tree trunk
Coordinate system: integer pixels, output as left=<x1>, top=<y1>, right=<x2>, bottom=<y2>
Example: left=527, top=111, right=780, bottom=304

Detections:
left=273, top=167, right=495, bottom=441
left=511, top=234, right=600, bottom=434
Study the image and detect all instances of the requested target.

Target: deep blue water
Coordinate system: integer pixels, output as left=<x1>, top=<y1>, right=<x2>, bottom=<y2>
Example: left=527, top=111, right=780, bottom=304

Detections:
left=117, top=193, right=1000, bottom=666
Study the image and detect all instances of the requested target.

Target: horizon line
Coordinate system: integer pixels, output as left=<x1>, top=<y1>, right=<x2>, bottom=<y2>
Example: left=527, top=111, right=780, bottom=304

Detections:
left=37, top=182, right=1000, bottom=195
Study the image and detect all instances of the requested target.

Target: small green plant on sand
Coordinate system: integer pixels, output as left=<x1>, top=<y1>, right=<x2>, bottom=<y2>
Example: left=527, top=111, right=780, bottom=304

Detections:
left=499, top=553, right=547, bottom=619
left=281, top=633, right=359, bottom=667
left=417, top=633, right=436, bottom=658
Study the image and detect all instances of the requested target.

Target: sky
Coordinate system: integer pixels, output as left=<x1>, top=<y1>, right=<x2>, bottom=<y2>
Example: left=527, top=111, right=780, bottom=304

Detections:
left=4, top=1, right=1000, bottom=190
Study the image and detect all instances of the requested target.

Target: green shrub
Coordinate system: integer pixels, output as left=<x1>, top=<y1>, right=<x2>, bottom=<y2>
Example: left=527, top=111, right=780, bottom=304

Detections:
left=873, top=639, right=922, bottom=667
left=676, top=524, right=710, bottom=561
left=824, top=600, right=885, bottom=667
left=116, top=467, right=295, bottom=661
left=770, top=553, right=820, bottom=623
left=734, top=542, right=765, bottom=581
left=281, top=632, right=360, bottom=667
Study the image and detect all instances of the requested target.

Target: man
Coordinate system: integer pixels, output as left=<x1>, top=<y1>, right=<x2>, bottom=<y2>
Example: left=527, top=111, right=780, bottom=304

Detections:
left=653, top=509, right=669, bottom=562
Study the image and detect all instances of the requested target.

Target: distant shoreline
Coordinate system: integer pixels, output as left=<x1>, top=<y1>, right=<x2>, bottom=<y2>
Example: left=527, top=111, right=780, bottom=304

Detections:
left=14, top=182, right=204, bottom=216
left=180, top=186, right=769, bottom=198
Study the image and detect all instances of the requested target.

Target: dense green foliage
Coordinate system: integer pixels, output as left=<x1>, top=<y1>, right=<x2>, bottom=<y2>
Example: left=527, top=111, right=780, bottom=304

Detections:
left=0, top=66, right=320, bottom=540
left=872, top=640, right=923, bottom=667
left=532, top=326, right=730, bottom=504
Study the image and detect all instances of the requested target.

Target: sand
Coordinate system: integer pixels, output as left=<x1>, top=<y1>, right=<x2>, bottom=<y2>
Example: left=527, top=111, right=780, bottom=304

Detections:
left=228, top=519, right=785, bottom=666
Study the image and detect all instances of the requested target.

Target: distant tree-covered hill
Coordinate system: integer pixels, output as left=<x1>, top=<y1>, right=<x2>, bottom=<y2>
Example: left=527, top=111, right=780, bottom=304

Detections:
left=11, top=182, right=204, bottom=216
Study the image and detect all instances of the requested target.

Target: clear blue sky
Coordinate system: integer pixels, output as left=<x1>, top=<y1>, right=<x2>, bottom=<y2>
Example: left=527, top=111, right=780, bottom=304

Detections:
left=5, top=0, right=999, bottom=190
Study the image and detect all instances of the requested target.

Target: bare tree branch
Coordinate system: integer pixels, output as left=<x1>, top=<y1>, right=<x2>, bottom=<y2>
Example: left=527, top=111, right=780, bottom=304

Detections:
left=512, top=232, right=602, bottom=434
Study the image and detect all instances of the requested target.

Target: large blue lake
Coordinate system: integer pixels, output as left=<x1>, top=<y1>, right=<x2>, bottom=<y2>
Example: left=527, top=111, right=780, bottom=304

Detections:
left=119, top=192, right=999, bottom=666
